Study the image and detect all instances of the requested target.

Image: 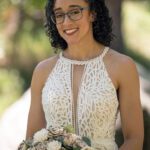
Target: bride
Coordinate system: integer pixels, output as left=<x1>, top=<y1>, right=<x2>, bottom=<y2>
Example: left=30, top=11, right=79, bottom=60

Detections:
left=26, top=0, right=144, bottom=149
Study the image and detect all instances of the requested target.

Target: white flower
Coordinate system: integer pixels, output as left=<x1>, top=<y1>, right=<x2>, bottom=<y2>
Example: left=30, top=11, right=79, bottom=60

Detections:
left=47, top=140, right=61, bottom=150
left=48, top=126, right=64, bottom=136
left=81, top=146, right=95, bottom=150
left=71, top=133, right=80, bottom=141
left=33, top=128, right=49, bottom=143
left=64, top=133, right=80, bottom=145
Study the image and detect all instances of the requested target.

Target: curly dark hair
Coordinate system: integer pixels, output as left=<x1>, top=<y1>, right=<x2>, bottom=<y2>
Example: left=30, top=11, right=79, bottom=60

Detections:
left=45, top=0, right=113, bottom=51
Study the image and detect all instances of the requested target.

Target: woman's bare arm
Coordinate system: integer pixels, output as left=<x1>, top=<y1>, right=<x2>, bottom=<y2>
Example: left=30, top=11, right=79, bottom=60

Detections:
left=26, top=63, right=46, bottom=139
left=117, top=56, right=144, bottom=150
left=26, top=56, right=58, bottom=139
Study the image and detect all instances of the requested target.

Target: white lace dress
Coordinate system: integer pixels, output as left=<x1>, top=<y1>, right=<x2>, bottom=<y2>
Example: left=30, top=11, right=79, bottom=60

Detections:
left=42, top=47, right=119, bottom=150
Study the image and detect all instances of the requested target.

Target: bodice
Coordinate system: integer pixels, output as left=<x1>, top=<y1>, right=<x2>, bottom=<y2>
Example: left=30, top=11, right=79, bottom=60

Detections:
left=42, top=47, right=119, bottom=150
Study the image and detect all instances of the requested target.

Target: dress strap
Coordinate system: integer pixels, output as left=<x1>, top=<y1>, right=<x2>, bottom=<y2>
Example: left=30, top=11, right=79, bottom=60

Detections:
left=101, top=47, right=109, bottom=58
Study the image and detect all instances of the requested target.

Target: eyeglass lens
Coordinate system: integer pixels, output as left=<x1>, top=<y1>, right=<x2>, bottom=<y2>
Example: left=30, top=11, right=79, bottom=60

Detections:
left=52, top=7, right=88, bottom=24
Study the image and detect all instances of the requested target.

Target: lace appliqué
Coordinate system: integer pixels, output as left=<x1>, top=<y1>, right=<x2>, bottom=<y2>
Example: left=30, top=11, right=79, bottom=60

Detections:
left=42, top=47, right=119, bottom=150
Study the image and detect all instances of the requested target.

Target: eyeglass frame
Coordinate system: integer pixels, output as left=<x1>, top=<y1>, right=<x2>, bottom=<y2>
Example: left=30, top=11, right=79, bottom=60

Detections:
left=51, top=6, right=90, bottom=24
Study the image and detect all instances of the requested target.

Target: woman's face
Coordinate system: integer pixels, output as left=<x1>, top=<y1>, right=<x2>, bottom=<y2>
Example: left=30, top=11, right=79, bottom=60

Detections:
left=53, top=0, right=94, bottom=46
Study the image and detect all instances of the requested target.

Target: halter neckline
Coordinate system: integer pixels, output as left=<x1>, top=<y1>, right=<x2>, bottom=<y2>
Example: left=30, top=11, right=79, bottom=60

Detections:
left=59, top=47, right=109, bottom=65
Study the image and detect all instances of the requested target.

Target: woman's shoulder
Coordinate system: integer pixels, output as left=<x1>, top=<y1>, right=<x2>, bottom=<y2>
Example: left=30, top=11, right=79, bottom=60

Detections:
left=108, top=48, right=136, bottom=69
left=35, top=54, right=59, bottom=72
left=108, top=48, right=138, bottom=81
left=31, top=54, right=59, bottom=87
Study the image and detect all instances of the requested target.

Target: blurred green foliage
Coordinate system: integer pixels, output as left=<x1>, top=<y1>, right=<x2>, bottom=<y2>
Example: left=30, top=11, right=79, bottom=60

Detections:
left=129, top=0, right=150, bottom=10
left=122, top=1, right=150, bottom=70
left=0, top=0, right=54, bottom=116
left=0, top=69, right=24, bottom=116
left=0, top=0, right=150, bottom=149
left=0, top=0, right=54, bottom=91
left=29, top=0, right=47, bottom=9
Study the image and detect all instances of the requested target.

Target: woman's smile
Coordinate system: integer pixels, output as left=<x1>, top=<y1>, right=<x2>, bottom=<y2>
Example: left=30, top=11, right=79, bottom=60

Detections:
left=54, top=0, right=94, bottom=46
left=63, top=28, right=79, bottom=36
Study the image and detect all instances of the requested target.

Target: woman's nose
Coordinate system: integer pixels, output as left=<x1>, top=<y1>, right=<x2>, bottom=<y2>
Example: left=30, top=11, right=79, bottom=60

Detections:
left=63, top=15, right=73, bottom=25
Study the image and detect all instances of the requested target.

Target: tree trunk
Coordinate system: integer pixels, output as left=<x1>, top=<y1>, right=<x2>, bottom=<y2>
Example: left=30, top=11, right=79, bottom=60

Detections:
left=105, top=0, right=124, bottom=53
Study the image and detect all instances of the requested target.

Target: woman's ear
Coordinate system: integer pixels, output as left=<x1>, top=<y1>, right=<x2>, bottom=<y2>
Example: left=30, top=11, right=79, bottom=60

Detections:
left=90, top=11, right=97, bottom=22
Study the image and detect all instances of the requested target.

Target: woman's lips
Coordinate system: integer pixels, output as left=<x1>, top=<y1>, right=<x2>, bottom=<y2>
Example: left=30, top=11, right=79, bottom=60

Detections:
left=64, top=28, right=79, bottom=35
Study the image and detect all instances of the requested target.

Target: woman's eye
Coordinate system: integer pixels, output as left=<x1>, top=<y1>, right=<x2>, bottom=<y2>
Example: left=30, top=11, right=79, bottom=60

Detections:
left=55, top=14, right=64, bottom=18
left=70, top=9, right=80, bottom=15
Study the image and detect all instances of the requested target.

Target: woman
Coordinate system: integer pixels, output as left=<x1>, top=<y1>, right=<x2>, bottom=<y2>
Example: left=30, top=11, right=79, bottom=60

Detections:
left=26, top=0, right=144, bottom=149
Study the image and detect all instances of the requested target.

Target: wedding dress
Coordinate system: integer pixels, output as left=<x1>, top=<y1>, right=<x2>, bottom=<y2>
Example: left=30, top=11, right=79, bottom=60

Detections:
left=42, top=47, right=119, bottom=150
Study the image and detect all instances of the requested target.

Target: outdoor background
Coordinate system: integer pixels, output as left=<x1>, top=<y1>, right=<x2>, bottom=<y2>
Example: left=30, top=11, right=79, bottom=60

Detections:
left=0, top=0, right=150, bottom=149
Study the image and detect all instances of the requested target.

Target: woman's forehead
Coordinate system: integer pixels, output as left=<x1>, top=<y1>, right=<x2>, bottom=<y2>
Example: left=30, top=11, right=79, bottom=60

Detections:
left=54, top=0, right=89, bottom=10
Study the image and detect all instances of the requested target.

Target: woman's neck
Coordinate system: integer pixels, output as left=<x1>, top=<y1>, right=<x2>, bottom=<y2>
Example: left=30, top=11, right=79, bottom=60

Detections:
left=64, top=40, right=104, bottom=61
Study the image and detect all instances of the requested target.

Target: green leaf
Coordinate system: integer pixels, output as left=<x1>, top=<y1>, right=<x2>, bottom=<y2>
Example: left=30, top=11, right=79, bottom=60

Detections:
left=55, top=136, right=64, bottom=143
left=24, top=139, right=33, bottom=147
left=82, top=136, right=91, bottom=146
left=64, top=125, right=75, bottom=133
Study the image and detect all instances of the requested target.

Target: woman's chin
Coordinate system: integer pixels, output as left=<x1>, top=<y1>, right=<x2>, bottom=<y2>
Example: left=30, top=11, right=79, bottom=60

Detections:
left=66, top=39, right=79, bottom=46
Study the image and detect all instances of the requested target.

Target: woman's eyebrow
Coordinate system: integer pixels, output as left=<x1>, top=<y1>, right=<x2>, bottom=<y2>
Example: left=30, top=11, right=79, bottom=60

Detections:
left=53, top=5, right=81, bottom=12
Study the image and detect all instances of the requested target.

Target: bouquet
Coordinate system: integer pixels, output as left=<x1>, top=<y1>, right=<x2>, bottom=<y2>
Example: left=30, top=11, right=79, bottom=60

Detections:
left=18, top=125, right=95, bottom=150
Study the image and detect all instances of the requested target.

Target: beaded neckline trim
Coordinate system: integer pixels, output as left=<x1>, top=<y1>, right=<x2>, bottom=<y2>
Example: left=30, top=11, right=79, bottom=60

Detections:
left=59, top=47, right=109, bottom=65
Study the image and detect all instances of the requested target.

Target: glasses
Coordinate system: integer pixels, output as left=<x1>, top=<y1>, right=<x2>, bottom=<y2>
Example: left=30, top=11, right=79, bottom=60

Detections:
left=51, top=7, right=89, bottom=24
